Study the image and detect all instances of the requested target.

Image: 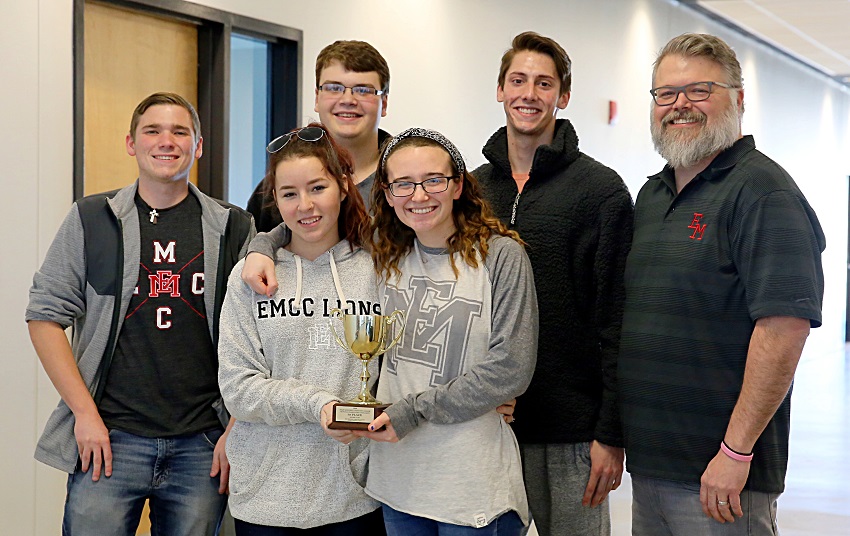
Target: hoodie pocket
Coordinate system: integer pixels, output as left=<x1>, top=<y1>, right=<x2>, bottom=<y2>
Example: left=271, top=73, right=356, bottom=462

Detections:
left=226, top=423, right=279, bottom=500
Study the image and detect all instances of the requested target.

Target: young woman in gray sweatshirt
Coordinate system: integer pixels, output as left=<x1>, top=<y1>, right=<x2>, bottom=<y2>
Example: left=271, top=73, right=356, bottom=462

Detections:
left=357, top=128, right=538, bottom=535
left=217, top=125, right=385, bottom=535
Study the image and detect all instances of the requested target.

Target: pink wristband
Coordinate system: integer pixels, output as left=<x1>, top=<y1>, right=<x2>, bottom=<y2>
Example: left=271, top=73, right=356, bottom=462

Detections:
left=721, top=440, right=753, bottom=462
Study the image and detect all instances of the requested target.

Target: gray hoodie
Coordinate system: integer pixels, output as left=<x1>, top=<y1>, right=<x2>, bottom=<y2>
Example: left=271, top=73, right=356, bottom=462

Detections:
left=218, top=241, right=382, bottom=528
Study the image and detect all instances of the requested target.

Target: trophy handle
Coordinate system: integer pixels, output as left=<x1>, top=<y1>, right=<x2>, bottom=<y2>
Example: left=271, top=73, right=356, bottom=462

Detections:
left=327, top=308, right=349, bottom=352
left=382, top=310, right=406, bottom=353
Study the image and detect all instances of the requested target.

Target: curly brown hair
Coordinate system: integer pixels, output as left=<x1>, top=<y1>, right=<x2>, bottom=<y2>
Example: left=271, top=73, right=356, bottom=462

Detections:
left=370, top=133, right=521, bottom=281
left=262, top=123, right=371, bottom=250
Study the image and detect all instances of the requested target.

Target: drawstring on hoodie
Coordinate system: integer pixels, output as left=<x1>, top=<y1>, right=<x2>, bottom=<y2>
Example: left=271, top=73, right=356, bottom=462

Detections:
left=290, top=245, right=347, bottom=312
left=328, top=251, right=347, bottom=305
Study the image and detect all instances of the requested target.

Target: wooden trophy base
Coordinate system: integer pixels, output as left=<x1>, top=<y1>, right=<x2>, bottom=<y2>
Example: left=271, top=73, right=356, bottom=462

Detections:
left=327, top=402, right=389, bottom=430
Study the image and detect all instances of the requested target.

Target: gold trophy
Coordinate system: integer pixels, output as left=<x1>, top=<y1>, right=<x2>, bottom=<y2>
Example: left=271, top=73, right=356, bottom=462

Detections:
left=327, top=308, right=405, bottom=430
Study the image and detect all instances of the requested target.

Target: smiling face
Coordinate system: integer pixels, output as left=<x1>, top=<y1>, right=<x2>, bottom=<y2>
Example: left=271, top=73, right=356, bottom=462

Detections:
left=274, top=156, right=346, bottom=260
left=650, top=54, right=743, bottom=170
left=383, top=145, right=462, bottom=248
left=314, top=60, right=387, bottom=146
left=497, top=50, right=570, bottom=142
left=126, top=104, right=202, bottom=185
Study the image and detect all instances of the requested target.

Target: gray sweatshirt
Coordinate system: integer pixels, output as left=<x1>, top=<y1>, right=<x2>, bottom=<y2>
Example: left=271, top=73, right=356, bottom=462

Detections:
left=218, top=241, right=381, bottom=528
left=367, top=236, right=538, bottom=528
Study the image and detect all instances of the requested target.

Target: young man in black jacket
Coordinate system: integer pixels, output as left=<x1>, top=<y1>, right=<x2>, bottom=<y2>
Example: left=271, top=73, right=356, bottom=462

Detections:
left=473, top=32, right=634, bottom=536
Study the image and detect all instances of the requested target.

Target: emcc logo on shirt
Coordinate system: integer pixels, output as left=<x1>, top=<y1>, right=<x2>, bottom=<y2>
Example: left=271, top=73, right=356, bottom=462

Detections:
left=688, top=213, right=707, bottom=240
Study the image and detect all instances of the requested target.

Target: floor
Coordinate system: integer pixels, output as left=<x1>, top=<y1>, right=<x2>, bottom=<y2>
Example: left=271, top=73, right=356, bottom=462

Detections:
left=568, top=344, right=850, bottom=535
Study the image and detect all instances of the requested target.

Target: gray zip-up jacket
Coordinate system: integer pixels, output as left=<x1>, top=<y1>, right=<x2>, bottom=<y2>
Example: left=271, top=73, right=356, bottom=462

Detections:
left=26, top=181, right=256, bottom=473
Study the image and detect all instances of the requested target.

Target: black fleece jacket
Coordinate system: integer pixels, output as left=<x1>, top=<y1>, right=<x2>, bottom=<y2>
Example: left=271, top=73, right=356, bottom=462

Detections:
left=473, top=119, right=633, bottom=446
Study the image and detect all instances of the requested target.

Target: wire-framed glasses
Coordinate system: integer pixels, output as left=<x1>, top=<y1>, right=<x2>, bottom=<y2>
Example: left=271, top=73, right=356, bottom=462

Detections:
left=266, top=126, right=325, bottom=153
left=649, top=81, right=738, bottom=106
left=318, top=83, right=385, bottom=98
left=386, top=176, right=457, bottom=197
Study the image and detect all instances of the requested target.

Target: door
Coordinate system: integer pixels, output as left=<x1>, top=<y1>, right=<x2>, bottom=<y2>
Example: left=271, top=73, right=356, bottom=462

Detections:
left=84, top=0, right=198, bottom=196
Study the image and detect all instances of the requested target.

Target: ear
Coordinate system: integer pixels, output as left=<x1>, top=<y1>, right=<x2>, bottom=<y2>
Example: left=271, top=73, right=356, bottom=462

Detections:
left=452, top=176, right=463, bottom=201
left=380, top=93, right=388, bottom=118
left=557, top=91, right=571, bottom=110
left=736, top=88, right=744, bottom=108
left=126, top=134, right=136, bottom=156
left=496, top=83, right=506, bottom=103
left=339, top=177, right=348, bottom=203
left=194, top=136, right=203, bottom=160
left=384, top=186, right=395, bottom=208
left=314, top=87, right=320, bottom=114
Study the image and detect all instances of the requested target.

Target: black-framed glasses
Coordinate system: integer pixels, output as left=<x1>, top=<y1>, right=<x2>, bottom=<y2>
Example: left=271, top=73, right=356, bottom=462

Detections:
left=649, top=81, right=739, bottom=106
left=266, top=126, right=325, bottom=153
left=317, top=83, right=385, bottom=98
left=386, top=176, right=457, bottom=197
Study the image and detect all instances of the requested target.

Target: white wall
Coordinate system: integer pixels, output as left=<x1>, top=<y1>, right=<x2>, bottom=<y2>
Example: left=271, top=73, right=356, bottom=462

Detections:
left=3, top=0, right=848, bottom=533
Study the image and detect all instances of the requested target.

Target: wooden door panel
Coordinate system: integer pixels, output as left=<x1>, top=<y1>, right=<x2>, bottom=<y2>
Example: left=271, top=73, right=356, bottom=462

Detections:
left=84, top=1, right=198, bottom=196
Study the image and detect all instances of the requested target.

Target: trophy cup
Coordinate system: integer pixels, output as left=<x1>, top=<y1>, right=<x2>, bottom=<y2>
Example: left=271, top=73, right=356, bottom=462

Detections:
left=327, top=308, right=405, bottom=430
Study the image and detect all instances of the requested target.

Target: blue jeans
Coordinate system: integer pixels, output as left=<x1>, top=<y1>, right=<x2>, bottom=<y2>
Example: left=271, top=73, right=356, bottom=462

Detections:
left=631, top=475, right=780, bottom=535
left=382, top=505, right=524, bottom=536
left=63, top=428, right=228, bottom=535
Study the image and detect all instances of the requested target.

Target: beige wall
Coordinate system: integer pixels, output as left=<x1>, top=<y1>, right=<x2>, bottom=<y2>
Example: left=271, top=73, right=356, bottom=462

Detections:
left=3, top=0, right=849, bottom=533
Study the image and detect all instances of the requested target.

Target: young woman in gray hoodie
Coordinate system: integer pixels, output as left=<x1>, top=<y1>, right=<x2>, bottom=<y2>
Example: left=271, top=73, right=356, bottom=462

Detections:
left=217, top=124, right=385, bottom=535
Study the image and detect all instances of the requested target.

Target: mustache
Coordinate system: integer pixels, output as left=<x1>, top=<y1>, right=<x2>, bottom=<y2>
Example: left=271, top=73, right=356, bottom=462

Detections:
left=662, top=110, right=706, bottom=127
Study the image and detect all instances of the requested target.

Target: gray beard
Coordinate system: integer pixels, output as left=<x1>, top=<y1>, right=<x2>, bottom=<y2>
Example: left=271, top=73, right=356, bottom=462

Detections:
left=651, top=98, right=740, bottom=169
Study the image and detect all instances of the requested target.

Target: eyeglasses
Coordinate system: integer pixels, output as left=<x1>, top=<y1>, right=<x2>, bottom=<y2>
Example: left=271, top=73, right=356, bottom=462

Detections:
left=386, top=176, right=457, bottom=197
left=317, top=83, right=385, bottom=98
left=266, top=126, right=325, bottom=153
left=649, top=81, right=739, bottom=106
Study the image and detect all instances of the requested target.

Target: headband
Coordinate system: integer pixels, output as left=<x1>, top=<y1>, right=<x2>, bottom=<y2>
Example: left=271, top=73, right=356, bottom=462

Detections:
left=380, top=127, right=466, bottom=176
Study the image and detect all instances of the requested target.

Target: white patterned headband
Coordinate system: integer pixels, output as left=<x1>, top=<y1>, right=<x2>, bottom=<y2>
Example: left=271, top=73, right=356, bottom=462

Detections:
left=380, top=127, right=466, bottom=176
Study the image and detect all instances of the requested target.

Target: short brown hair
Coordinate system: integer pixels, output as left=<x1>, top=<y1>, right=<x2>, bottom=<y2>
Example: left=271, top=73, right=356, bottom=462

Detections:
left=498, top=32, right=571, bottom=96
left=262, top=123, right=370, bottom=249
left=129, top=92, right=201, bottom=141
left=315, top=40, right=390, bottom=93
left=653, top=33, right=743, bottom=88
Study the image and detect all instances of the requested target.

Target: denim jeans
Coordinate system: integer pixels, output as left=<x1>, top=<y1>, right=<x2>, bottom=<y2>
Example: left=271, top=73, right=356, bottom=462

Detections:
left=520, top=442, right=611, bottom=536
left=63, top=428, right=228, bottom=536
left=382, top=505, right=524, bottom=536
left=631, top=475, right=780, bottom=536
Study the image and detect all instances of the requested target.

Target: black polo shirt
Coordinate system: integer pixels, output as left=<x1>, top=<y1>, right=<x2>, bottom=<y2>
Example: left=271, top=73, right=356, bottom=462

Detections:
left=619, top=135, right=825, bottom=493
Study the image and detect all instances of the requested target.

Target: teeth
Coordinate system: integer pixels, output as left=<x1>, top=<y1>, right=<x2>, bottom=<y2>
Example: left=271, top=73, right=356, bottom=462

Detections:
left=337, top=113, right=359, bottom=118
left=300, top=217, right=320, bottom=224
left=672, top=119, right=695, bottom=124
left=410, top=207, right=434, bottom=214
left=517, top=108, right=538, bottom=114
left=154, top=156, right=177, bottom=160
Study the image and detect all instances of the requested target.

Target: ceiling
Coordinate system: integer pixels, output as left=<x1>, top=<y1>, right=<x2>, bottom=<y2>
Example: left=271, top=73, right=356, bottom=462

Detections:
left=679, top=0, right=850, bottom=87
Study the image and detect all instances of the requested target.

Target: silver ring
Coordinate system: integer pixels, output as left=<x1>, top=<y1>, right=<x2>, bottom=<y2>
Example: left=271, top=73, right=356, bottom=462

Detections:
left=717, top=500, right=729, bottom=506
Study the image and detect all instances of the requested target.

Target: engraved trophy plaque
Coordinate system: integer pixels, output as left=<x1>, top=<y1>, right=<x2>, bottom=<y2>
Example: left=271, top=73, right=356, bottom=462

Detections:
left=327, top=309, right=405, bottom=430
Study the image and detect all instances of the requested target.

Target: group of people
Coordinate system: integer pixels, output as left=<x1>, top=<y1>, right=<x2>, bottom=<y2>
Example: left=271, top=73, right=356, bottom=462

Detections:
left=26, top=28, right=824, bottom=536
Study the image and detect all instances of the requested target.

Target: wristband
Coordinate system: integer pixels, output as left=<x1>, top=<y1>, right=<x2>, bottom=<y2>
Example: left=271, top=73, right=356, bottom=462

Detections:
left=720, top=440, right=753, bottom=462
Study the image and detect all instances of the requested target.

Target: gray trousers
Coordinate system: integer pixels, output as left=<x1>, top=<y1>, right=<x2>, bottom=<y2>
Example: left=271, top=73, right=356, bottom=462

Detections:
left=521, top=442, right=611, bottom=536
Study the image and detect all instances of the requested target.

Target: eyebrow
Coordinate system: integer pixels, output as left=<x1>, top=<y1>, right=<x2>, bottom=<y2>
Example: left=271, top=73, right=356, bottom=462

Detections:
left=321, top=80, right=378, bottom=88
left=508, top=71, right=556, bottom=81
left=140, top=123, right=192, bottom=132
left=278, top=176, right=331, bottom=190
left=390, top=171, right=451, bottom=181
